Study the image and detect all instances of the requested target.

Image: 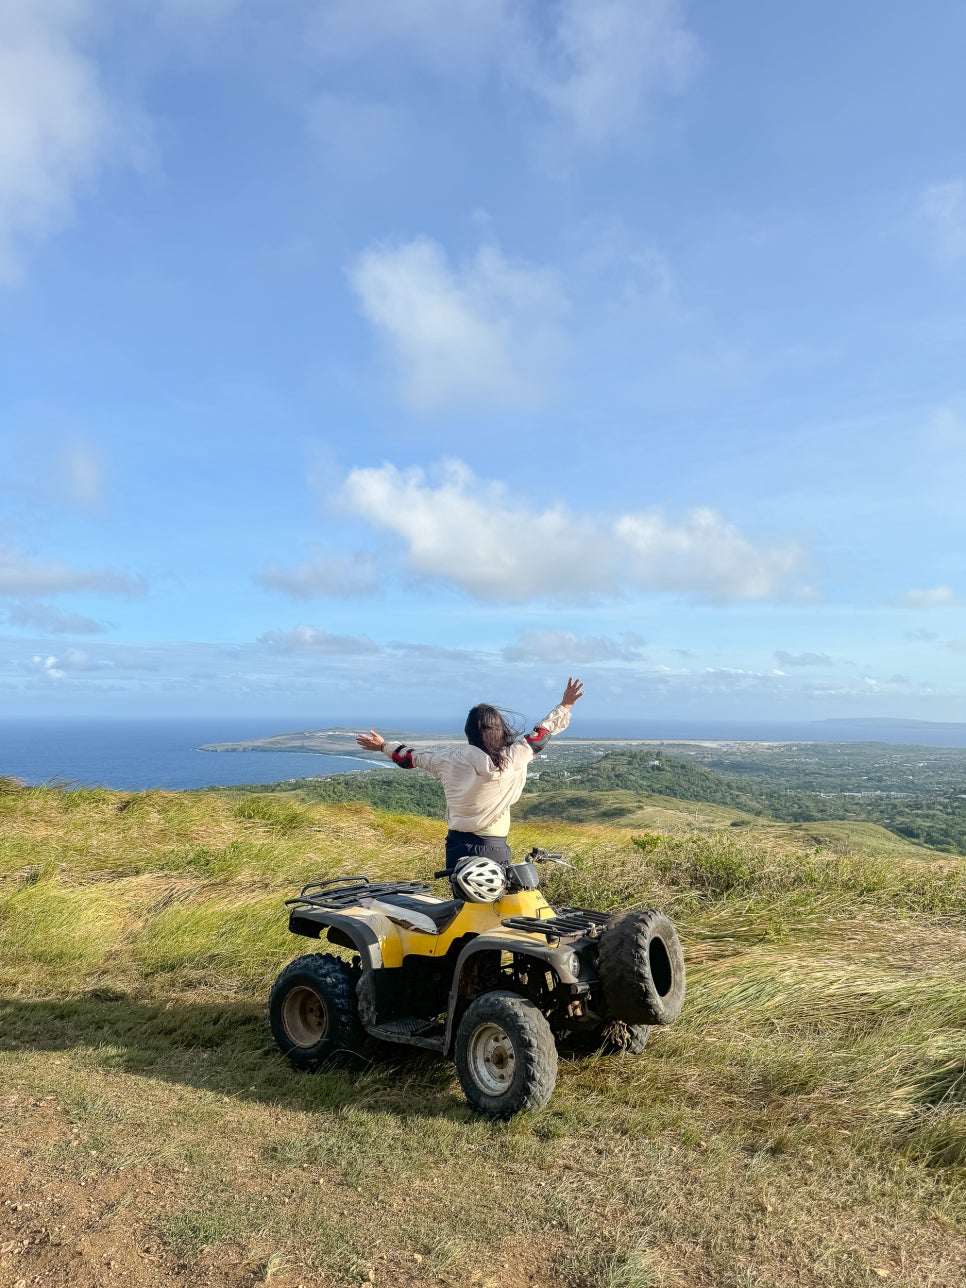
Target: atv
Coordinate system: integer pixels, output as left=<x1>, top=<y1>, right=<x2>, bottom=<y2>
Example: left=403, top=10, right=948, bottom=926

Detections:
left=268, top=849, right=686, bottom=1117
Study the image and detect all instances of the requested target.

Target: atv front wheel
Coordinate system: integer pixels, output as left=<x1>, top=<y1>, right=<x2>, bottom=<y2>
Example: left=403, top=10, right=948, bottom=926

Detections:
left=269, top=953, right=363, bottom=1070
left=454, top=991, right=558, bottom=1118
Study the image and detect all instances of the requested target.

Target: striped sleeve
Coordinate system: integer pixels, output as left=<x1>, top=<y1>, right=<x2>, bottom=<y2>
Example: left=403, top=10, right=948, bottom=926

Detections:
left=383, top=743, right=416, bottom=769
left=521, top=703, right=572, bottom=756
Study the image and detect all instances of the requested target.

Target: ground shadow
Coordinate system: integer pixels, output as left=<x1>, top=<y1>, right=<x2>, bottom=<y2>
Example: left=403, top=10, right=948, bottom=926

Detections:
left=0, top=993, right=475, bottom=1122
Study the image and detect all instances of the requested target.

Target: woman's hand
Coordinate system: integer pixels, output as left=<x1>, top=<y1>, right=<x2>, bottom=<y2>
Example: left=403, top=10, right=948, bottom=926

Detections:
left=356, top=730, right=386, bottom=752
left=561, top=677, right=584, bottom=709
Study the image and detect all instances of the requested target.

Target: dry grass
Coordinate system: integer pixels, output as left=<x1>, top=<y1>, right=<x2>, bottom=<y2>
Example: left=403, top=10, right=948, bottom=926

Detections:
left=0, top=782, right=964, bottom=1287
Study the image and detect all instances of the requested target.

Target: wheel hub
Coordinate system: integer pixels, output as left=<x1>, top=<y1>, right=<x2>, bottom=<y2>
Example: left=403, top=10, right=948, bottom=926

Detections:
left=468, top=1021, right=516, bottom=1095
left=281, top=985, right=329, bottom=1047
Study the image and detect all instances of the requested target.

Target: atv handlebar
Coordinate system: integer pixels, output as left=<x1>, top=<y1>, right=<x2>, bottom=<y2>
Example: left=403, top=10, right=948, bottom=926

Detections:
left=433, top=847, right=572, bottom=880
left=526, top=847, right=574, bottom=868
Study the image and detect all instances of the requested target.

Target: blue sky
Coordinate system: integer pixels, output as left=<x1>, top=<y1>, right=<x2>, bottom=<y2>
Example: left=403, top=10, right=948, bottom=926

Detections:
left=2, top=0, right=966, bottom=723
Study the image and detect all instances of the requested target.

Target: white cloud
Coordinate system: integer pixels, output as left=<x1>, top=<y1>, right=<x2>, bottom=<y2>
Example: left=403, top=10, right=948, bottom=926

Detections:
left=0, top=1, right=118, bottom=281
left=348, top=237, right=568, bottom=411
left=899, top=586, right=957, bottom=609
left=0, top=544, right=144, bottom=597
left=919, top=179, right=966, bottom=260
left=7, top=600, right=107, bottom=634
left=340, top=460, right=804, bottom=603
left=503, top=630, right=647, bottom=664
left=312, top=0, right=698, bottom=151
left=257, top=625, right=381, bottom=655
left=31, top=647, right=110, bottom=680
left=524, top=0, right=699, bottom=147
left=774, top=651, right=832, bottom=668
left=615, top=508, right=801, bottom=600
left=32, top=653, right=65, bottom=681
left=257, top=550, right=380, bottom=598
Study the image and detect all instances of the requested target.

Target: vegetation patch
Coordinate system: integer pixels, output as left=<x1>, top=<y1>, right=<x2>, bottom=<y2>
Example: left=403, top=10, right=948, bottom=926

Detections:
left=0, top=782, right=963, bottom=1287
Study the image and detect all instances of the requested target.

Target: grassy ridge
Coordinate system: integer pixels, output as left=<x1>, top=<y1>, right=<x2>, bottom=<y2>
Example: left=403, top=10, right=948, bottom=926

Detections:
left=230, top=744, right=966, bottom=855
left=528, top=749, right=966, bottom=855
left=1, top=781, right=964, bottom=1287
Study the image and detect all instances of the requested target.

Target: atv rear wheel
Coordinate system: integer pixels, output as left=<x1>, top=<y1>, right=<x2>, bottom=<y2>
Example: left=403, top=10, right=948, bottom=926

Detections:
left=454, top=991, right=558, bottom=1118
left=269, top=953, right=363, bottom=1070
left=598, top=909, right=686, bottom=1026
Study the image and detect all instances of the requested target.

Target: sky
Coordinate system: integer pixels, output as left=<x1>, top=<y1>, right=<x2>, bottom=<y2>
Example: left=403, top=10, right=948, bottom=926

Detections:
left=1, top=0, right=966, bottom=724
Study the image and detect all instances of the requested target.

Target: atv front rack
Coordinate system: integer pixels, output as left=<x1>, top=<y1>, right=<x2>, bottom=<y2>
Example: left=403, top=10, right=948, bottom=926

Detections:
left=287, top=876, right=432, bottom=912
left=500, top=908, right=611, bottom=942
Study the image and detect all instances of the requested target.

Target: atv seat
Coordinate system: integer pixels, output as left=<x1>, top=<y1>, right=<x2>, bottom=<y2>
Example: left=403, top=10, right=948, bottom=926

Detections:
left=365, top=892, right=464, bottom=935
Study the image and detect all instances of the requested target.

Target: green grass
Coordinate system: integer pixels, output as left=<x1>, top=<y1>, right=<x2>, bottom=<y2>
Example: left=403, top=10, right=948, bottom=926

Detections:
left=0, top=780, right=964, bottom=1287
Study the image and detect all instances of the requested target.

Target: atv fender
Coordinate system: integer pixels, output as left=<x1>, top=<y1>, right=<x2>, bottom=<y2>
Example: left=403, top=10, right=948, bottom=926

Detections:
left=287, top=907, right=398, bottom=971
left=442, top=932, right=586, bottom=1055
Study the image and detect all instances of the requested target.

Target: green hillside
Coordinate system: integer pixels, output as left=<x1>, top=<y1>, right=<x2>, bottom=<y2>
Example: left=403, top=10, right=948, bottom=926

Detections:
left=529, top=749, right=767, bottom=811
left=1, top=779, right=964, bottom=1287
left=530, top=749, right=966, bottom=855
left=229, top=745, right=966, bottom=856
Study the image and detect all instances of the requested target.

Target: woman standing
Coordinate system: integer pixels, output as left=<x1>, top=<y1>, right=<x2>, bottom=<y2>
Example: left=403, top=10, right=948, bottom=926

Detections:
left=356, top=678, right=583, bottom=871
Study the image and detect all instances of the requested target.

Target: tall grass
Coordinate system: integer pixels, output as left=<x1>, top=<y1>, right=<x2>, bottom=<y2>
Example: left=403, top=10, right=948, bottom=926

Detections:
left=0, top=781, right=963, bottom=1285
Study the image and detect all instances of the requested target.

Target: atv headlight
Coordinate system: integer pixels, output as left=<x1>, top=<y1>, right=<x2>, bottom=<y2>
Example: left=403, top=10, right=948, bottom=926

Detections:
left=566, top=952, right=581, bottom=977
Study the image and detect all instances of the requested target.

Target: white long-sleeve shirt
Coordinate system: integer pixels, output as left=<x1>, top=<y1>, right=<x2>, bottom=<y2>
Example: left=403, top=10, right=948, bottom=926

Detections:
left=380, top=704, right=572, bottom=835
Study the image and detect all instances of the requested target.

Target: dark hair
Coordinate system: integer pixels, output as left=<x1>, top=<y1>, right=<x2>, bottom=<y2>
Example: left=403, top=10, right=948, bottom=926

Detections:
left=464, top=704, right=520, bottom=771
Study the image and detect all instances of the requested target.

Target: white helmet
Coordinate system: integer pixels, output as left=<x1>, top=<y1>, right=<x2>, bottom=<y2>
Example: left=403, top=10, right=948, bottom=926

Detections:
left=454, top=857, right=508, bottom=903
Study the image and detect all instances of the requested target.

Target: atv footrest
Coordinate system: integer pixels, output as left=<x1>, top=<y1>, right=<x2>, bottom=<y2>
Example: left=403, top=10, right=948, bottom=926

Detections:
left=287, top=877, right=432, bottom=912
left=501, top=908, right=611, bottom=941
left=366, top=1017, right=446, bottom=1053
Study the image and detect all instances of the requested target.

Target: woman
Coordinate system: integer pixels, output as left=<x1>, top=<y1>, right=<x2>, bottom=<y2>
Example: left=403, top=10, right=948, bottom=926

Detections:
left=356, top=677, right=584, bottom=872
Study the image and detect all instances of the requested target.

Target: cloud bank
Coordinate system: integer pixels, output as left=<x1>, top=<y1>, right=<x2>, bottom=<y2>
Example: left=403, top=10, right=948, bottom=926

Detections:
left=257, top=550, right=380, bottom=599
left=6, top=601, right=107, bottom=634
left=0, top=544, right=144, bottom=598
left=899, top=586, right=958, bottom=609
left=340, top=461, right=803, bottom=603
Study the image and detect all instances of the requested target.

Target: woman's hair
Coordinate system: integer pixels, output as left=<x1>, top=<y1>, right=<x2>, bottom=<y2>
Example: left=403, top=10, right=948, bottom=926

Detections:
left=464, top=704, right=521, bottom=771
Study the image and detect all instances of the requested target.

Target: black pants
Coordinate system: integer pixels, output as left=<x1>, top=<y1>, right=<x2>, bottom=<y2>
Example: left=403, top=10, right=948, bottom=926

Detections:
left=445, top=830, right=511, bottom=873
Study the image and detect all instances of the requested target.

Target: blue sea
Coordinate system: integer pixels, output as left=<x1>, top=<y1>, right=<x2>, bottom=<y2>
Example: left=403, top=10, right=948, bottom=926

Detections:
left=3, top=716, right=966, bottom=792
left=0, top=718, right=378, bottom=792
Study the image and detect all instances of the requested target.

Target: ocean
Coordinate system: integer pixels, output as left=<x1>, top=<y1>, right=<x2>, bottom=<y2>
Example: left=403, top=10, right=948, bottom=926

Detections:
left=0, top=718, right=376, bottom=792
left=4, top=716, right=966, bottom=793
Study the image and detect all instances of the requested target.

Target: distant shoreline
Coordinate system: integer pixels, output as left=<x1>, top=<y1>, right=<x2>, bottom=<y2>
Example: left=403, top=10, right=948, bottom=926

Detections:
left=198, top=734, right=816, bottom=756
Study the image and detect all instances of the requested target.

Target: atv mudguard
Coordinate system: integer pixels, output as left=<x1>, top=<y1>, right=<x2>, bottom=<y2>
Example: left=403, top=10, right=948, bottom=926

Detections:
left=288, top=906, right=398, bottom=970
left=441, top=931, right=590, bottom=1055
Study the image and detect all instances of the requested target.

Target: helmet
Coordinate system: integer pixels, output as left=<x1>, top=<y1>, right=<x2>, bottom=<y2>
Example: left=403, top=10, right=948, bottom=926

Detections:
left=453, top=857, right=508, bottom=903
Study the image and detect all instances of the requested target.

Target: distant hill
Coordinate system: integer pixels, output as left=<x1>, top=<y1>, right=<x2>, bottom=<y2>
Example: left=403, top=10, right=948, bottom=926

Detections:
left=528, top=749, right=966, bottom=854
left=527, top=749, right=767, bottom=813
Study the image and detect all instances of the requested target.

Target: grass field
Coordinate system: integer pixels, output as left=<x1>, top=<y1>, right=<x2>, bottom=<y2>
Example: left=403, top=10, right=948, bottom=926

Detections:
left=1, top=780, right=964, bottom=1287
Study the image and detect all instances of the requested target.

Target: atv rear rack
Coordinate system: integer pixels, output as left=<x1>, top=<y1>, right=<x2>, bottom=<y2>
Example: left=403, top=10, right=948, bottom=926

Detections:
left=500, top=908, right=611, bottom=942
left=287, top=876, right=432, bottom=912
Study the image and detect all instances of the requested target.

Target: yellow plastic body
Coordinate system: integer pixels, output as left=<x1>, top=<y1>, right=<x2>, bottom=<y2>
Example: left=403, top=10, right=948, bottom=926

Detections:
left=341, top=888, right=554, bottom=966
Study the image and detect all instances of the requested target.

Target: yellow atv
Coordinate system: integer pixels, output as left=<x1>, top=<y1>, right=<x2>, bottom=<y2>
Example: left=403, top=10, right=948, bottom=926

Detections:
left=268, top=849, right=685, bottom=1117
